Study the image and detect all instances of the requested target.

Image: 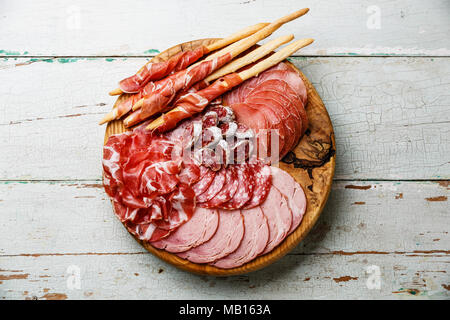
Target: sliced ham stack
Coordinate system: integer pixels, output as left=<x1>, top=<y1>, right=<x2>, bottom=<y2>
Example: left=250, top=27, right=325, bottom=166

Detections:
left=151, top=166, right=307, bottom=269
left=223, top=62, right=308, bottom=160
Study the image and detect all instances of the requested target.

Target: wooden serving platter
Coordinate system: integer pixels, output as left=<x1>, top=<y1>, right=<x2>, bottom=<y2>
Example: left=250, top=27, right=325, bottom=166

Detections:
left=104, top=39, right=336, bottom=276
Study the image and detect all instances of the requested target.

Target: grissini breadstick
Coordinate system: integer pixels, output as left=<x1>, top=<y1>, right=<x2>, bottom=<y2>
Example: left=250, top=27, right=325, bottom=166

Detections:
left=109, top=23, right=269, bottom=96
left=146, top=38, right=314, bottom=131
left=122, top=35, right=294, bottom=128
left=131, top=8, right=309, bottom=113
left=205, top=34, right=294, bottom=82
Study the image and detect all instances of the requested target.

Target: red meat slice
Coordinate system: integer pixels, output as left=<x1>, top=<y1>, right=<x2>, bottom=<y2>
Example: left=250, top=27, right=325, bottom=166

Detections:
left=200, top=166, right=239, bottom=208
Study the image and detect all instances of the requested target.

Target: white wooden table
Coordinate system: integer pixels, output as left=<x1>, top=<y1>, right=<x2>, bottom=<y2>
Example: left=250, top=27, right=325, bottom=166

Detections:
left=0, top=0, right=449, bottom=300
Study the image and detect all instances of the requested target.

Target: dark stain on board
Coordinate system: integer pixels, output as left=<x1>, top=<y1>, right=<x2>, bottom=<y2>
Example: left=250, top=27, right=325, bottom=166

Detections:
left=425, top=196, right=447, bottom=202
left=353, top=201, right=366, bottom=205
left=442, top=284, right=450, bottom=291
left=0, top=273, right=29, bottom=280
left=436, top=181, right=450, bottom=189
left=345, top=185, right=371, bottom=190
left=40, top=293, right=68, bottom=300
left=333, top=276, right=358, bottom=283
left=395, top=193, right=403, bottom=199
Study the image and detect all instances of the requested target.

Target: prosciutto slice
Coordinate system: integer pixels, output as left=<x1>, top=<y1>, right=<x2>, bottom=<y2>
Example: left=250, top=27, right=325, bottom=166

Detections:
left=157, top=73, right=243, bottom=132
left=119, top=46, right=207, bottom=94
left=139, top=52, right=233, bottom=119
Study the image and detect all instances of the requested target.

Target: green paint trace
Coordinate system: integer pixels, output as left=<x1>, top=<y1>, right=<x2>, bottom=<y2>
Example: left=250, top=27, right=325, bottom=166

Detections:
left=143, top=49, right=160, bottom=55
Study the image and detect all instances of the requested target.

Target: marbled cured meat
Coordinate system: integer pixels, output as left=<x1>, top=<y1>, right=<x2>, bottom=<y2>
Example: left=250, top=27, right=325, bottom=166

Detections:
left=200, top=166, right=239, bottom=208
left=219, top=163, right=254, bottom=210
left=243, top=160, right=272, bottom=209
left=196, top=167, right=226, bottom=203
left=151, top=207, right=219, bottom=253
left=177, top=209, right=244, bottom=263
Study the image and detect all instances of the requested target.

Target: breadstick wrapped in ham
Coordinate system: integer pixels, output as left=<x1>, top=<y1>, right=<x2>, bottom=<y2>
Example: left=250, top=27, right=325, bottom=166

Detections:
left=147, top=38, right=314, bottom=132
left=110, top=23, right=269, bottom=95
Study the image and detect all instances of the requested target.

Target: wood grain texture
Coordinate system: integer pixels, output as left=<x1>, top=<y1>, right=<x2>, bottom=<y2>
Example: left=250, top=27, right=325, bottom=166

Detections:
left=1, top=0, right=449, bottom=57
left=0, top=181, right=448, bottom=299
left=1, top=181, right=448, bottom=256
left=1, top=57, right=449, bottom=180
left=104, top=39, right=335, bottom=275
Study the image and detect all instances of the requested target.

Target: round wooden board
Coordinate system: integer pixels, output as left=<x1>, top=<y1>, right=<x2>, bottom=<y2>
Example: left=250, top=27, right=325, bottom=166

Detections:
left=104, top=39, right=336, bottom=276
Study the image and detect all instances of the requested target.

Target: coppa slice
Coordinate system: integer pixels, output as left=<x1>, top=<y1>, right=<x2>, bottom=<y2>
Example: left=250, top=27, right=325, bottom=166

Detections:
left=196, top=167, right=227, bottom=203
left=259, top=187, right=293, bottom=255
left=212, top=207, right=269, bottom=269
left=243, top=161, right=272, bottom=209
left=151, top=207, right=219, bottom=253
left=200, top=166, right=239, bottom=208
left=270, top=167, right=307, bottom=234
left=219, top=163, right=254, bottom=210
left=177, top=209, right=244, bottom=263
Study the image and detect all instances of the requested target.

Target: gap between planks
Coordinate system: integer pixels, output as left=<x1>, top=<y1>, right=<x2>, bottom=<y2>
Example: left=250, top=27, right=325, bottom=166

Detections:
left=1, top=250, right=448, bottom=258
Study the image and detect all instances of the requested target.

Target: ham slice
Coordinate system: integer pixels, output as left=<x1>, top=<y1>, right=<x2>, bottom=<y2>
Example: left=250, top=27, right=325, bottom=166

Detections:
left=151, top=207, right=219, bottom=253
left=177, top=209, right=244, bottom=263
left=259, top=186, right=293, bottom=255
left=270, top=167, right=307, bottom=234
left=212, top=207, right=269, bottom=269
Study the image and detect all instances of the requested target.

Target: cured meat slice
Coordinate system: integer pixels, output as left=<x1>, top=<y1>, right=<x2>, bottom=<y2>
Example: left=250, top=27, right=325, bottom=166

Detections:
left=200, top=166, right=239, bottom=208
left=196, top=167, right=226, bottom=203
left=270, top=167, right=307, bottom=234
left=212, top=207, right=269, bottom=269
left=155, top=184, right=196, bottom=230
left=178, top=163, right=201, bottom=185
left=192, top=167, right=215, bottom=196
left=177, top=209, right=244, bottom=263
left=244, top=98, right=285, bottom=157
left=140, top=53, right=233, bottom=119
left=243, top=161, right=271, bottom=209
left=260, top=187, right=293, bottom=255
left=119, top=46, right=207, bottom=93
left=151, top=207, right=219, bottom=253
left=228, top=103, right=271, bottom=159
left=125, top=220, right=171, bottom=242
left=219, top=163, right=254, bottom=210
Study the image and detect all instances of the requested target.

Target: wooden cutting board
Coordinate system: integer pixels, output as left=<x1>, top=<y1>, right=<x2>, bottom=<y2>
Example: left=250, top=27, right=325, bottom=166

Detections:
left=104, top=38, right=336, bottom=276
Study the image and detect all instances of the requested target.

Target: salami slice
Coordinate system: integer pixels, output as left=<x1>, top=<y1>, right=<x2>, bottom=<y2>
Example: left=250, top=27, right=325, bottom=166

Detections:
left=177, top=209, right=244, bottom=263
left=196, top=167, right=226, bottom=203
left=151, top=207, right=219, bottom=253
left=219, top=163, right=254, bottom=210
left=192, top=168, right=215, bottom=196
left=243, top=161, right=271, bottom=209
left=200, top=166, right=239, bottom=208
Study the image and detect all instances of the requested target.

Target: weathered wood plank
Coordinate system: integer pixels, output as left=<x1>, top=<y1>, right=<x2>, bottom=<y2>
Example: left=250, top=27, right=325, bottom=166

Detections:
left=0, top=181, right=447, bottom=256
left=0, top=253, right=448, bottom=300
left=1, top=57, right=449, bottom=180
left=0, top=0, right=449, bottom=57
